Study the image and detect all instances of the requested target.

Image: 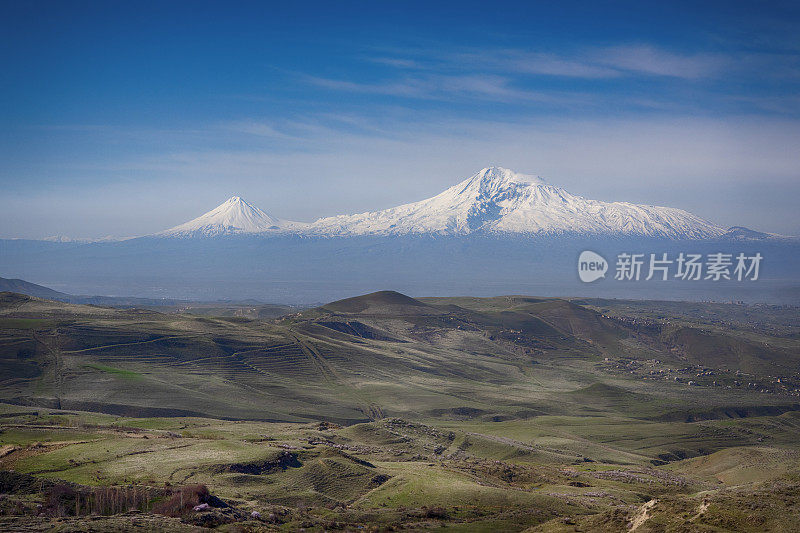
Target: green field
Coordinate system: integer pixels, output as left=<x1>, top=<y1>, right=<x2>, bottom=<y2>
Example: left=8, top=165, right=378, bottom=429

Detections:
left=1, top=290, right=799, bottom=531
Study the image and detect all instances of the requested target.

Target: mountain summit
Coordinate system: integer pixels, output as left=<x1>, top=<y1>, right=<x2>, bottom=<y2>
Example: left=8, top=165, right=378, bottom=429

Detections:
left=309, top=167, right=725, bottom=239
left=159, top=196, right=303, bottom=237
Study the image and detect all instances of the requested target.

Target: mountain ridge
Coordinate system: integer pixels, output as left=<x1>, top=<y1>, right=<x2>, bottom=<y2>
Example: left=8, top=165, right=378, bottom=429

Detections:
left=308, top=167, right=726, bottom=239
left=155, top=167, right=728, bottom=240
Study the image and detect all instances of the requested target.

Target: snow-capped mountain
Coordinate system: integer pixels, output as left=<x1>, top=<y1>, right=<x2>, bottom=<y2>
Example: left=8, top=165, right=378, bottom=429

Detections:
left=308, top=167, right=725, bottom=239
left=156, top=168, right=728, bottom=239
left=159, top=196, right=304, bottom=237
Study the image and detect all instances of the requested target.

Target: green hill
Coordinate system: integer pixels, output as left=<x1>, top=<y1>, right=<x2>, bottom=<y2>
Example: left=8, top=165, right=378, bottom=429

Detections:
left=2, top=290, right=798, bottom=426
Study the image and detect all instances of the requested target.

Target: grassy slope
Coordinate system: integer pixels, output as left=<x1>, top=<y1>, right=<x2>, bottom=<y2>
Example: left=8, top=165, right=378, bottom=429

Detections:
left=2, top=407, right=799, bottom=531
left=1, top=290, right=800, bottom=529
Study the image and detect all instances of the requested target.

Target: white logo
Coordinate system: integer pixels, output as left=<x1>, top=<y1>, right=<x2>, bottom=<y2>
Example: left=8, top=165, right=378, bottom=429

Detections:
left=578, top=251, right=608, bottom=283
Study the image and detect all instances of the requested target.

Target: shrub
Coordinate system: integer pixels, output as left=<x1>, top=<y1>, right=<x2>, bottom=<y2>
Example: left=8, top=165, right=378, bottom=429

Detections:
left=152, top=484, right=210, bottom=517
left=43, top=483, right=78, bottom=517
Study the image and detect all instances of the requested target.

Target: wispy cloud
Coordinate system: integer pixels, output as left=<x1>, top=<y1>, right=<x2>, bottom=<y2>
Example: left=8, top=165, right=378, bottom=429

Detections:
left=594, top=45, right=727, bottom=79
left=305, top=72, right=577, bottom=103
left=365, top=56, right=423, bottom=69
left=300, top=43, right=740, bottom=109
left=366, top=43, right=730, bottom=80
left=502, top=52, right=622, bottom=78
left=223, top=120, right=298, bottom=140
left=444, top=49, right=622, bottom=79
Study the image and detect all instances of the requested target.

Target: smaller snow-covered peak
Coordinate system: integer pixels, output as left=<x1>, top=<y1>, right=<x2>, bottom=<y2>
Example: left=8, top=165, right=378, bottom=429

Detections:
left=158, top=196, right=304, bottom=237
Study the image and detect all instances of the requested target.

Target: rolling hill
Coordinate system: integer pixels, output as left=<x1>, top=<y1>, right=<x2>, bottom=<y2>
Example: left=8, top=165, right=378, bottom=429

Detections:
left=1, top=290, right=798, bottom=424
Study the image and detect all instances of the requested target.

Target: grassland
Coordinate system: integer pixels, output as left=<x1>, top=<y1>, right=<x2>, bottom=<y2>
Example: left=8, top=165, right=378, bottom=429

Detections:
left=0, top=290, right=799, bottom=530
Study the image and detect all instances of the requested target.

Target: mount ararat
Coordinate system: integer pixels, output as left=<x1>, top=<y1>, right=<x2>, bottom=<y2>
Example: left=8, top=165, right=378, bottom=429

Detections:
left=159, top=167, right=731, bottom=240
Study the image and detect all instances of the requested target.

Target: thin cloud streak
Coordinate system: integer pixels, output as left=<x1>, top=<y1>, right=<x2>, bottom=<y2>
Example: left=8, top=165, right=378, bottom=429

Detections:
left=369, top=43, right=731, bottom=80
left=595, top=45, right=727, bottom=78
left=304, top=72, right=599, bottom=105
left=308, top=73, right=528, bottom=102
left=300, top=43, right=797, bottom=112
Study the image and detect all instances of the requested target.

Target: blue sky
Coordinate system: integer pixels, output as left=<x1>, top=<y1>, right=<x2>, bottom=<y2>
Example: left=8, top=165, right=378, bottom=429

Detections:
left=2, top=0, right=799, bottom=238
